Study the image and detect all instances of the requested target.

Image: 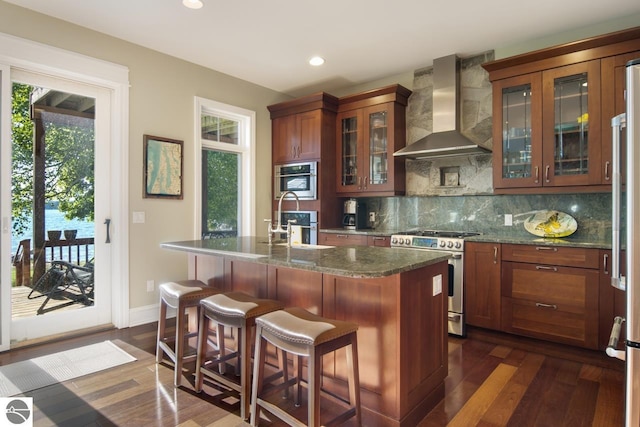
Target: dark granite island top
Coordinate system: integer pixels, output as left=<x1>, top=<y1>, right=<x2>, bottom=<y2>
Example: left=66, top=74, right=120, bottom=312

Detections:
left=161, top=237, right=451, bottom=278
left=161, top=237, right=450, bottom=427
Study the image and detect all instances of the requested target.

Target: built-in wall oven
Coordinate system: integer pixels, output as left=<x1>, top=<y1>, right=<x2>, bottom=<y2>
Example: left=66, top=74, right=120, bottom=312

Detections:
left=274, top=162, right=317, bottom=200
left=276, top=210, right=318, bottom=245
left=391, top=230, right=479, bottom=337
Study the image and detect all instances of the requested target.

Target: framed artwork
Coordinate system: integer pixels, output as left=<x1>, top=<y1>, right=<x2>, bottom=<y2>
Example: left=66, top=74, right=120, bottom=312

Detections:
left=143, top=134, right=183, bottom=199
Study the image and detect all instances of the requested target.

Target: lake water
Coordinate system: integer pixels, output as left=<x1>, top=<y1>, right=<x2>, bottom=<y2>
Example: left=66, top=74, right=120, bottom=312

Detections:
left=11, top=208, right=94, bottom=256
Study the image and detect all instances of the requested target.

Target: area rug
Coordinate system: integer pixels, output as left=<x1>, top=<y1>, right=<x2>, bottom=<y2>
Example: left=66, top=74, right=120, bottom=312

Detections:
left=0, top=340, right=136, bottom=397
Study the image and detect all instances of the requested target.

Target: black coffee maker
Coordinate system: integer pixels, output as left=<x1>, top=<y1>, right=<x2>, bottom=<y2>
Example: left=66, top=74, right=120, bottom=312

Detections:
left=342, top=199, right=356, bottom=229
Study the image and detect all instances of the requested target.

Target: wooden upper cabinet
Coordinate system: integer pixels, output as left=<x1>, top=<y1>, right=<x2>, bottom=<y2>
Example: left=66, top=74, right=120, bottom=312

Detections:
left=272, top=110, right=322, bottom=163
left=268, top=93, right=339, bottom=164
left=483, top=26, right=640, bottom=194
left=336, top=84, right=411, bottom=196
left=601, top=50, right=640, bottom=185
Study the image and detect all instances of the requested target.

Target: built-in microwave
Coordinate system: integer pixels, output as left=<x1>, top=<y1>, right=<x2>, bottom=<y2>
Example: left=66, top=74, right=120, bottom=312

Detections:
left=274, top=162, right=317, bottom=200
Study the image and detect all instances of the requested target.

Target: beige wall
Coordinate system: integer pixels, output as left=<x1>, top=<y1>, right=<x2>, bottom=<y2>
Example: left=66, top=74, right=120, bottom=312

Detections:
left=0, top=1, right=291, bottom=310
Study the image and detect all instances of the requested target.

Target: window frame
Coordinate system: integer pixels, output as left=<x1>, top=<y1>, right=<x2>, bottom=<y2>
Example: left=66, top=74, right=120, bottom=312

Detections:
left=194, top=97, right=255, bottom=238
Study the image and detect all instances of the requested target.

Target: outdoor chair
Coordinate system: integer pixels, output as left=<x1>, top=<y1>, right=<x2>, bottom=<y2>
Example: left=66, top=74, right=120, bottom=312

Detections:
left=27, top=259, right=94, bottom=315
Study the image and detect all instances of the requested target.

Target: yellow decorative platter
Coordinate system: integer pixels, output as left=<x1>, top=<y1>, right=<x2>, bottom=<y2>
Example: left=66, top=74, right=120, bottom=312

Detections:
left=524, top=210, right=577, bottom=238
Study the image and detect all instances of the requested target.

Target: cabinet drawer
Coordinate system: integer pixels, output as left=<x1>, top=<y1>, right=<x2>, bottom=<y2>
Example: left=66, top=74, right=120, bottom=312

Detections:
left=502, top=243, right=599, bottom=268
left=319, top=233, right=367, bottom=247
left=502, top=261, right=599, bottom=349
left=367, top=235, right=390, bottom=247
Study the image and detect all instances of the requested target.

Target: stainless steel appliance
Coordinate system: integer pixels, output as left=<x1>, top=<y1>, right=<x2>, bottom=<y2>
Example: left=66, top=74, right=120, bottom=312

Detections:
left=608, top=58, right=640, bottom=427
left=391, top=230, right=479, bottom=336
left=342, top=199, right=370, bottom=230
left=274, top=162, right=317, bottom=200
left=276, top=210, right=318, bottom=244
left=343, top=199, right=356, bottom=229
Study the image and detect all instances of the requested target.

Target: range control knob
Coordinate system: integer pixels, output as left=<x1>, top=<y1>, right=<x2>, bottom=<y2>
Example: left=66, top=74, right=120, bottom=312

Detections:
left=404, top=239, right=411, bottom=246
left=391, top=237, right=397, bottom=245
left=447, top=241, right=454, bottom=248
left=439, top=240, right=446, bottom=248
left=455, top=241, right=462, bottom=249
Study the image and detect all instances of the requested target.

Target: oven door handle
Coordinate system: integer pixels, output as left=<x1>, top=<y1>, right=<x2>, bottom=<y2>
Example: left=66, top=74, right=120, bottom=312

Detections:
left=451, top=253, right=462, bottom=259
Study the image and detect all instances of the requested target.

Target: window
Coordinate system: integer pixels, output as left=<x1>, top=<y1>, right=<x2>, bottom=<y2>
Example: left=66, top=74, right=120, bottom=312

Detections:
left=195, top=98, right=255, bottom=238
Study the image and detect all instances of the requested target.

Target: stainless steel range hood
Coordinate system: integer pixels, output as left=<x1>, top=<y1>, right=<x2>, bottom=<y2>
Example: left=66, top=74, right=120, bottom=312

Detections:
left=394, top=55, right=491, bottom=159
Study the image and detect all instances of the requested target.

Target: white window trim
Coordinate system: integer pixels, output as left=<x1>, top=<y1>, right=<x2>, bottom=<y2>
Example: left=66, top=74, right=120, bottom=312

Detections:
left=194, top=97, right=255, bottom=238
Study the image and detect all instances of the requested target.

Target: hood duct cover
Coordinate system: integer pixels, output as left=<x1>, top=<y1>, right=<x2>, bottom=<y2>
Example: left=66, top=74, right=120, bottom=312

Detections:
left=394, top=54, right=491, bottom=159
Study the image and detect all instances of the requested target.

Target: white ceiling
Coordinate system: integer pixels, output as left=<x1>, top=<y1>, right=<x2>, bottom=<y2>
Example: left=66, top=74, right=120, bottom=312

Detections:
left=6, top=0, right=640, bottom=97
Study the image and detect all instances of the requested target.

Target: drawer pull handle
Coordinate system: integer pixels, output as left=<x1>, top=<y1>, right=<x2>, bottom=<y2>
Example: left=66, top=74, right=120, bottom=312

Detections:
left=337, top=234, right=348, bottom=239
left=536, top=302, right=558, bottom=310
left=535, top=246, right=557, bottom=251
left=535, top=265, right=558, bottom=272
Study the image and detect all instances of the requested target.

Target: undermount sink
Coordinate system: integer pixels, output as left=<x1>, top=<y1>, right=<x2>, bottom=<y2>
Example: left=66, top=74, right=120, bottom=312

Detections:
left=276, top=243, right=335, bottom=250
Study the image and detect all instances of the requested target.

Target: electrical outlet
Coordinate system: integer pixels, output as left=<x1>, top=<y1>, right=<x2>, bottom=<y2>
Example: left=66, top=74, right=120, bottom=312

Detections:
left=146, top=280, right=154, bottom=292
left=369, top=212, right=376, bottom=222
left=433, top=274, right=442, bottom=296
left=504, top=214, right=513, bottom=226
left=133, top=211, right=146, bottom=224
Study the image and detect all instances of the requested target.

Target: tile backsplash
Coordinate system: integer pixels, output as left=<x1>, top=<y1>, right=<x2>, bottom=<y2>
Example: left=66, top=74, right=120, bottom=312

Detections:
left=360, top=192, right=613, bottom=241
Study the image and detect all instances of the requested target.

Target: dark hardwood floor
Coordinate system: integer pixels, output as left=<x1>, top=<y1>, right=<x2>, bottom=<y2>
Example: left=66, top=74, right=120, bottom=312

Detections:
left=0, top=323, right=625, bottom=426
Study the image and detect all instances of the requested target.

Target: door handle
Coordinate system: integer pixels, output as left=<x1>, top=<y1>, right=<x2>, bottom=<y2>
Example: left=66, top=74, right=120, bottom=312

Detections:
left=104, top=218, right=111, bottom=244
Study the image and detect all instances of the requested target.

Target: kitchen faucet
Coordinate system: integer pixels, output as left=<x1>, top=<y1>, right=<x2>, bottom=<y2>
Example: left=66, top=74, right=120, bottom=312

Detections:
left=266, top=190, right=300, bottom=246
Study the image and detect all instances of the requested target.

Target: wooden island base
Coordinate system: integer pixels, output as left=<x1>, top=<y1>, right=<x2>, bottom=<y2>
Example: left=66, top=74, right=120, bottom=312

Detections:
left=190, top=253, right=448, bottom=427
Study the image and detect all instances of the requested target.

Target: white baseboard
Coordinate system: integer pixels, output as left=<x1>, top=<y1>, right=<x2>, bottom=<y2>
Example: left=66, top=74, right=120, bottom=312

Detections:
left=128, top=304, right=176, bottom=327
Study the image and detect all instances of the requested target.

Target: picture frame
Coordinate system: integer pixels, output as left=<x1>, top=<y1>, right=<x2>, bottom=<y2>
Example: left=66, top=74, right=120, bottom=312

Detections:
left=143, top=134, right=183, bottom=199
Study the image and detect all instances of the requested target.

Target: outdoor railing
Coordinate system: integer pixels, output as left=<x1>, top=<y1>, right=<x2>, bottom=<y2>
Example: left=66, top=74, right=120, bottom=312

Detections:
left=13, top=237, right=95, bottom=286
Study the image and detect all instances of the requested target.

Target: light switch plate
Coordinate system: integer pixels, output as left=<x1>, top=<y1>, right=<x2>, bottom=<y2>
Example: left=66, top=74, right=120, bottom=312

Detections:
left=433, top=274, right=442, bottom=296
left=133, top=211, right=145, bottom=224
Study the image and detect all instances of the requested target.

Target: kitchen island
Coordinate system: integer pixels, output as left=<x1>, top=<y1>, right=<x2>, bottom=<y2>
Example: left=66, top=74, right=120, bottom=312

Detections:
left=162, top=237, right=450, bottom=427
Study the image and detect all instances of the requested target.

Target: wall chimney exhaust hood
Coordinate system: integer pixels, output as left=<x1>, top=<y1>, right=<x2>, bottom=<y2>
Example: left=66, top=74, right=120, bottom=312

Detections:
left=394, top=55, right=491, bottom=159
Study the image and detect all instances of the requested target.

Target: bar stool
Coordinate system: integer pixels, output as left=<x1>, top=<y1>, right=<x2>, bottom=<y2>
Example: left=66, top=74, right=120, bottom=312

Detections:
left=195, top=292, right=284, bottom=420
left=156, top=279, right=220, bottom=387
left=250, top=307, right=361, bottom=427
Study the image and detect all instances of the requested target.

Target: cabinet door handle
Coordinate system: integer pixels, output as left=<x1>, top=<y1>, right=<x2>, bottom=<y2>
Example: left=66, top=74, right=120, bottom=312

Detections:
left=535, top=246, right=557, bottom=252
left=363, top=176, right=368, bottom=189
left=545, top=165, right=550, bottom=183
left=603, top=253, right=609, bottom=275
left=493, top=246, right=498, bottom=264
left=535, top=302, right=558, bottom=310
left=291, top=146, right=296, bottom=158
left=534, top=166, right=539, bottom=184
left=535, top=265, right=558, bottom=272
left=357, top=176, right=362, bottom=190
left=605, top=161, right=611, bottom=181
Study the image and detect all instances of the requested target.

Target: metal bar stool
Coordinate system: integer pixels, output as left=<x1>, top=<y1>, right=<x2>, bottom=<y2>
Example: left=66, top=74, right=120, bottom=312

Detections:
left=156, top=279, right=220, bottom=387
left=250, top=307, right=361, bottom=427
left=195, top=292, right=284, bottom=420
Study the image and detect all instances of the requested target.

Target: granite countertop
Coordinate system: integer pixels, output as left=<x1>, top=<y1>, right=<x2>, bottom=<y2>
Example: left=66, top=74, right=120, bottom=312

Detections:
left=465, top=234, right=611, bottom=250
left=321, top=228, right=611, bottom=250
left=161, top=237, right=451, bottom=278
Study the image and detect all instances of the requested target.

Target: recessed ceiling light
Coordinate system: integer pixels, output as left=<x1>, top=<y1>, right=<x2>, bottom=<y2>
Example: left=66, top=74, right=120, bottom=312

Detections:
left=309, top=56, right=325, bottom=66
left=183, top=0, right=203, bottom=9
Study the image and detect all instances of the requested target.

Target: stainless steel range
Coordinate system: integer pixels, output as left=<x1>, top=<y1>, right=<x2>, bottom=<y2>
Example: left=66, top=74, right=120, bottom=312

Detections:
left=391, top=230, right=480, bottom=337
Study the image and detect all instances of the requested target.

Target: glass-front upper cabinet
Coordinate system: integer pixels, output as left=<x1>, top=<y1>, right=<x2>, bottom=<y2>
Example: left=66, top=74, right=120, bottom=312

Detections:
left=493, top=73, right=542, bottom=189
left=542, top=60, right=601, bottom=187
left=336, top=84, right=409, bottom=196
left=368, top=110, right=388, bottom=186
left=492, top=60, right=601, bottom=190
left=338, top=110, right=362, bottom=191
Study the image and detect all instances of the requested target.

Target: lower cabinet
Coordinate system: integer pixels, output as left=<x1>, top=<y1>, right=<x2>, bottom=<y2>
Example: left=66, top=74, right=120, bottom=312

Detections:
left=319, top=232, right=390, bottom=247
left=501, top=244, right=600, bottom=349
left=465, top=242, right=606, bottom=350
left=465, top=242, right=502, bottom=330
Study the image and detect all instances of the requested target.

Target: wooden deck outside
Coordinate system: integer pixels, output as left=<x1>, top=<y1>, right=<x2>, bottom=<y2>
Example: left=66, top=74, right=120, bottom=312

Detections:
left=11, top=285, right=89, bottom=319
